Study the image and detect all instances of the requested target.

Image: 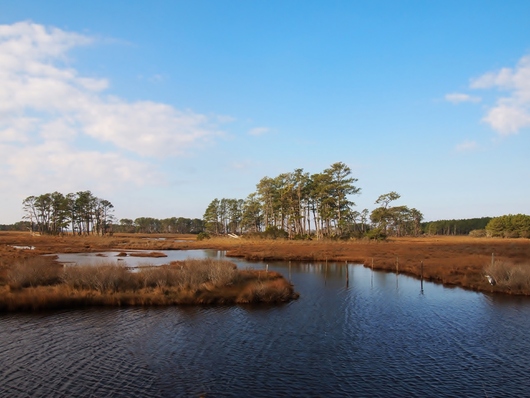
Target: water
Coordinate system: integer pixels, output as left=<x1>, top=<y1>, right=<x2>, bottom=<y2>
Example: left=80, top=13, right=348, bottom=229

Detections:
left=49, top=249, right=227, bottom=268
left=2, top=250, right=530, bottom=397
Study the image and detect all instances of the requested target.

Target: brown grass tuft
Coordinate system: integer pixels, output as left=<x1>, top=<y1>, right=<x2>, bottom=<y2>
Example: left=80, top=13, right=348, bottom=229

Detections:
left=485, top=261, right=530, bottom=293
left=0, top=257, right=298, bottom=312
left=7, top=257, right=61, bottom=289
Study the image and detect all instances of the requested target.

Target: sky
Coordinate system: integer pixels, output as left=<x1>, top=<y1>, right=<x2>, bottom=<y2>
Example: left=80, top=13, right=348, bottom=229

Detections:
left=0, top=0, right=529, bottom=224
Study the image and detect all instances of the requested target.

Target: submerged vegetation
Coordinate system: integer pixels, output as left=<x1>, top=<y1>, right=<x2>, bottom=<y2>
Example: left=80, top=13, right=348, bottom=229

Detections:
left=0, top=257, right=298, bottom=312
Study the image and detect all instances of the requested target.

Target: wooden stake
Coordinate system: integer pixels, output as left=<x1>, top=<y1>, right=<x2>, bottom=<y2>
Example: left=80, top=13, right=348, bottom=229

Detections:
left=396, top=256, right=399, bottom=274
left=420, top=260, right=424, bottom=293
left=346, top=261, right=349, bottom=288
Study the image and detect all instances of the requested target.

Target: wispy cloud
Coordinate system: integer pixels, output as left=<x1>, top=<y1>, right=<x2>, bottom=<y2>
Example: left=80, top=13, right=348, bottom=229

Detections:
left=248, top=127, right=270, bottom=136
left=455, top=140, right=478, bottom=152
left=444, top=93, right=481, bottom=104
left=470, top=55, right=530, bottom=135
left=0, top=21, right=229, bottom=197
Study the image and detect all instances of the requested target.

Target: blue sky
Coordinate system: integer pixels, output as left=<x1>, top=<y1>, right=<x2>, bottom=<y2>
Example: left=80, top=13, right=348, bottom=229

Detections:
left=1, top=1, right=529, bottom=224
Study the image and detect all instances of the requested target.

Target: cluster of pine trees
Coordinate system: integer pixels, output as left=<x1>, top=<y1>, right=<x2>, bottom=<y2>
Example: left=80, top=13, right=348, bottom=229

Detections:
left=485, top=214, right=530, bottom=238
left=22, top=191, right=114, bottom=235
left=203, top=162, right=424, bottom=239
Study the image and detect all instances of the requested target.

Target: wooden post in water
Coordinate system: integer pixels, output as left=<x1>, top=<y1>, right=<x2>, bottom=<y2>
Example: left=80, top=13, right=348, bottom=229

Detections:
left=492, top=252, right=495, bottom=268
left=420, top=260, right=424, bottom=294
left=396, top=256, right=399, bottom=274
left=289, top=261, right=292, bottom=282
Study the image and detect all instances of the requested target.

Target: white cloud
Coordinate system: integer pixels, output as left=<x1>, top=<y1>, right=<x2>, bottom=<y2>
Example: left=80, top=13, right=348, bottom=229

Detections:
left=482, top=102, right=530, bottom=134
left=248, top=127, right=270, bottom=136
left=0, top=139, right=162, bottom=195
left=455, top=140, right=478, bottom=152
left=444, top=93, right=481, bottom=104
left=0, top=21, right=229, bottom=202
left=470, top=55, right=530, bottom=135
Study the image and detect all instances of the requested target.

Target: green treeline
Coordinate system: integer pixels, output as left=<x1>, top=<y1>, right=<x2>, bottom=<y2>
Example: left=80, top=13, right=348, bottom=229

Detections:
left=17, top=182, right=528, bottom=239
left=22, top=191, right=114, bottom=235
left=21, top=191, right=204, bottom=235
left=203, top=162, right=423, bottom=239
left=114, top=217, right=204, bottom=234
left=422, top=217, right=492, bottom=236
left=422, top=215, right=530, bottom=238
left=0, top=221, right=31, bottom=232
left=485, top=214, right=530, bottom=238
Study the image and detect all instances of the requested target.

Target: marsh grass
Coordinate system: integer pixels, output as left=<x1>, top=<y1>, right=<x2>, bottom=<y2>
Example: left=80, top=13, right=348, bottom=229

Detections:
left=3, top=232, right=530, bottom=296
left=0, top=257, right=297, bottom=311
left=484, top=261, right=530, bottom=293
left=7, top=257, right=61, bottom=289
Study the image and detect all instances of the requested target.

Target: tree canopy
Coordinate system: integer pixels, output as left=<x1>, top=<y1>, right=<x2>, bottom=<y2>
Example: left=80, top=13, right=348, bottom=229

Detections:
left=22, top=191, right=114, bottom=235
left=485, top=214, right=530, bottom=238
left=203, top=162, right=422, bottom=239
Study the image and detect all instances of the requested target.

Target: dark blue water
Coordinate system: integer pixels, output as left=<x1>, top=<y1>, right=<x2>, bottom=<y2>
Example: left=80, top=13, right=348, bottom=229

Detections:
left=1, top=250, right=530, bottom=397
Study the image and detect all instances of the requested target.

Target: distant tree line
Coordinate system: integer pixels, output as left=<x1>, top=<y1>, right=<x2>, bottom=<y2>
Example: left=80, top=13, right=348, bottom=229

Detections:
left=203, top=162, right=424, bottom=239
left=422, top=217, right=492, bottom=236
left=0, top=221, right=31, bottom=232
left=114, top=217, right=204, bottom=234
left=19, top=190, right=204, bottom=236
left=485, top=214, right=530, bottom=238
left=22, top=191, right=115, bottom=235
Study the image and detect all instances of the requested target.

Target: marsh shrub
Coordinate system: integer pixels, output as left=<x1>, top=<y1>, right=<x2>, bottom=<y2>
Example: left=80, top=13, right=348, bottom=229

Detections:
left=364, top=228, right=387, bottom=240
left=62, top=264, right=136, bottom=292
left=176, top=259, right=236, bottom=288
left=196, top=232, right=210, bottom=241
left=469, top=229, right=487, bottom=238
left=485, top=261, right=530, bottom=291
left=8, top=258, right=60, bottom=288
left=138, top=266, right=183, bottom=288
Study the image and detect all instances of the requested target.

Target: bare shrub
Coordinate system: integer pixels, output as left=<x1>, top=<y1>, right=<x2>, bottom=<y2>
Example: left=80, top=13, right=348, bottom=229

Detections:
left=176, top=259, right=237, bottom=289
left=8, top=258, right=61, bottom=288
left=138, top=266, right=182, bottom=289
left=61, top=264, right=136, bottom=293
left=206, top=260, right=237, bottom=286
left=485, top=261, right=530, bottom=291
left=469, top=229, right=487, bottom=238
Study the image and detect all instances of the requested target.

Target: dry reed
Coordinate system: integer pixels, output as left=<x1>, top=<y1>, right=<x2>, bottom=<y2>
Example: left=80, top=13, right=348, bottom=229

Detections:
left=0, top=257, right=297, bottom=312
left=484, top=261, right=530, bottom=293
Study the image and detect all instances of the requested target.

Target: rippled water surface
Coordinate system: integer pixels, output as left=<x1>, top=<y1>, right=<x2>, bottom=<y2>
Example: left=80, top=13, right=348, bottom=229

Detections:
left=2, top=250, right=530, bottom=397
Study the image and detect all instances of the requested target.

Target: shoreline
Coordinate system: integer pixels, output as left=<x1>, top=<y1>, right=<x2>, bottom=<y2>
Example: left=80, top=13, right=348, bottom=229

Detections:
left=1, top=232, right=530, bottom=297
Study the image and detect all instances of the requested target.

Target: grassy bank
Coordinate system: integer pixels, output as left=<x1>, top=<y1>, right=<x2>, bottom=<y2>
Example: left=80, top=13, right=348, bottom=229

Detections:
left=0, top=257, right=298, bottom=312
left=1, top=231, right=530, bottom=296
left=184, top=235, right=530, bottom=296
